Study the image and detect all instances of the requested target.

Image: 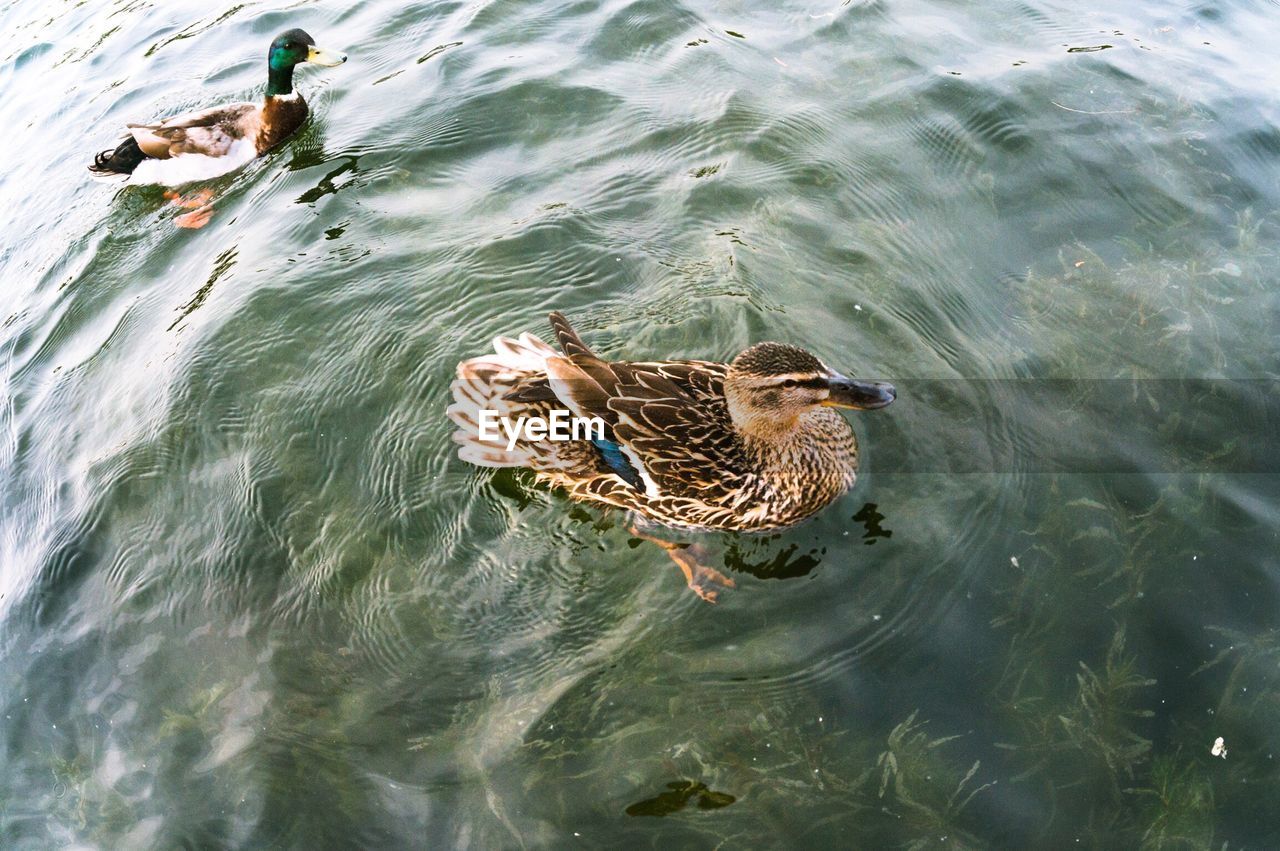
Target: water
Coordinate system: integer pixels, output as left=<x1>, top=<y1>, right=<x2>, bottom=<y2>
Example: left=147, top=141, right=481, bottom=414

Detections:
left=1, top=0, right=1278, bottom=846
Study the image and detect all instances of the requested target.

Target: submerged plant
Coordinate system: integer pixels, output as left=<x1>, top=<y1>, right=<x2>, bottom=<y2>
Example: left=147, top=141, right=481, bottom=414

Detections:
left=997, top=626, right=1155, bottom=799
left=1125, top=753, right=1215, bottom=850
left=872, top=711, right=993, bottom=850
left=41, top=725, right=135, bottom=845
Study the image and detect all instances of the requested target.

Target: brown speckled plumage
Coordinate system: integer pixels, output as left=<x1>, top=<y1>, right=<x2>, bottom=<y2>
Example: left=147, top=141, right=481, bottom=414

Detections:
left=449, top=313, right=894, bottom=535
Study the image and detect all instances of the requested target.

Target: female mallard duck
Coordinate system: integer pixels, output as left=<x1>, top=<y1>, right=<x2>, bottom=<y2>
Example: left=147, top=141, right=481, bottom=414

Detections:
left=448, top=312, right=895, bottom=601
left=88, top=28, right=345, bottom=222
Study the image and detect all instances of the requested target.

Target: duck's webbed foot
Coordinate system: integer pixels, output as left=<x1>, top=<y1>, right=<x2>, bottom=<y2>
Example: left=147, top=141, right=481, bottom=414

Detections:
left=627, top=523, right=736, bottom=604
left=164, top=189, right=216, bottom=229
left=668, top=544, right=736, bottom=604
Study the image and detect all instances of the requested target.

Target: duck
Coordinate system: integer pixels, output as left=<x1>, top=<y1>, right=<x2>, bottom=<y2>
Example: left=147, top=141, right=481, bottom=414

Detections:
left=448, top=312, right=895, bottom=601
left=88, top=29, right=346, bottom=223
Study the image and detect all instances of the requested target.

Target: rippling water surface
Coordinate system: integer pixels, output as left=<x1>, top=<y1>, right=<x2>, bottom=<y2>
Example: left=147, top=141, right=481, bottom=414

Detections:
left=2, top=0, right=1279, bottom=846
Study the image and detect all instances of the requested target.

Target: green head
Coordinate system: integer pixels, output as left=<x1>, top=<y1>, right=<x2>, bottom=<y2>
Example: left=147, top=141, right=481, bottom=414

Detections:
left=266, top=29, right=347, bottom=96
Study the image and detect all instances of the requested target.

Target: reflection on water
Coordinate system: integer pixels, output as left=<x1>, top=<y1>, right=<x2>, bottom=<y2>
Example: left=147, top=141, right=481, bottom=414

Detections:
left=1, top=0, right=1278, bottom=846
left=724, top=537, right=823, bottom=581
left=852, top=502, right=892, bottom=545
left=625, top=781, right=736, bottom=817
left=169, top=246, right=238, bottom=331
left=295, top=155, right=362, bottom=205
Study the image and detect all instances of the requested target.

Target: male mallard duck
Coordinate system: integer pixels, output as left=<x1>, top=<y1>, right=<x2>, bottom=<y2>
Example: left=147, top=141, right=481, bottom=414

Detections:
left=448, top=312, right=895, bottom=601
left=89, top=29, right=346, bottom=223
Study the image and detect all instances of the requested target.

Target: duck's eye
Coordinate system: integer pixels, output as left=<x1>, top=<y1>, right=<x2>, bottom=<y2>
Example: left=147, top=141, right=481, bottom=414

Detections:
left=781, top=378, right=798, bottom=388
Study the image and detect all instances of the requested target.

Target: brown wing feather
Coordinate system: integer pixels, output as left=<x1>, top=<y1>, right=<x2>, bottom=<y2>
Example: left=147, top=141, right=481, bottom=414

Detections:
left=543, top=355, right=619, bottom=427
left=128, top=103, right=258, bottom=158
left=515, top=312, right=756, bottom=503
left=548, top=311, right=597, bottom=360
left=543, top=313, right=630, bottom=429
left=609, top=388, right=754, bottom=498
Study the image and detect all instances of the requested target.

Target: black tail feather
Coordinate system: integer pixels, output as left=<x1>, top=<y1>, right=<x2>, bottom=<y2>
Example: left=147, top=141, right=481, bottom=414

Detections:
left=89, top=136, right=146, bottom=175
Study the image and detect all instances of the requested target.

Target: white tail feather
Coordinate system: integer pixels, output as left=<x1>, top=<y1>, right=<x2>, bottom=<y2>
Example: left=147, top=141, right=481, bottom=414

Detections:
left=449, top=331, right=558, bottom=467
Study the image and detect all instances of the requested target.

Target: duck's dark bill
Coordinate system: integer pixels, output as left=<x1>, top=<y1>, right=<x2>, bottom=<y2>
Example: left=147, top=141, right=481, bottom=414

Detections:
left=823, top=377, right=896, bottom=410
left=307, top=46, right=348, bottom=66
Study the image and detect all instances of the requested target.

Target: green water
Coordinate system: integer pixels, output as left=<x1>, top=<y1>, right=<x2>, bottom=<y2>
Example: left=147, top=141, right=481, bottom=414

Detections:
left=2, top=0, right=1278, bottom=847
